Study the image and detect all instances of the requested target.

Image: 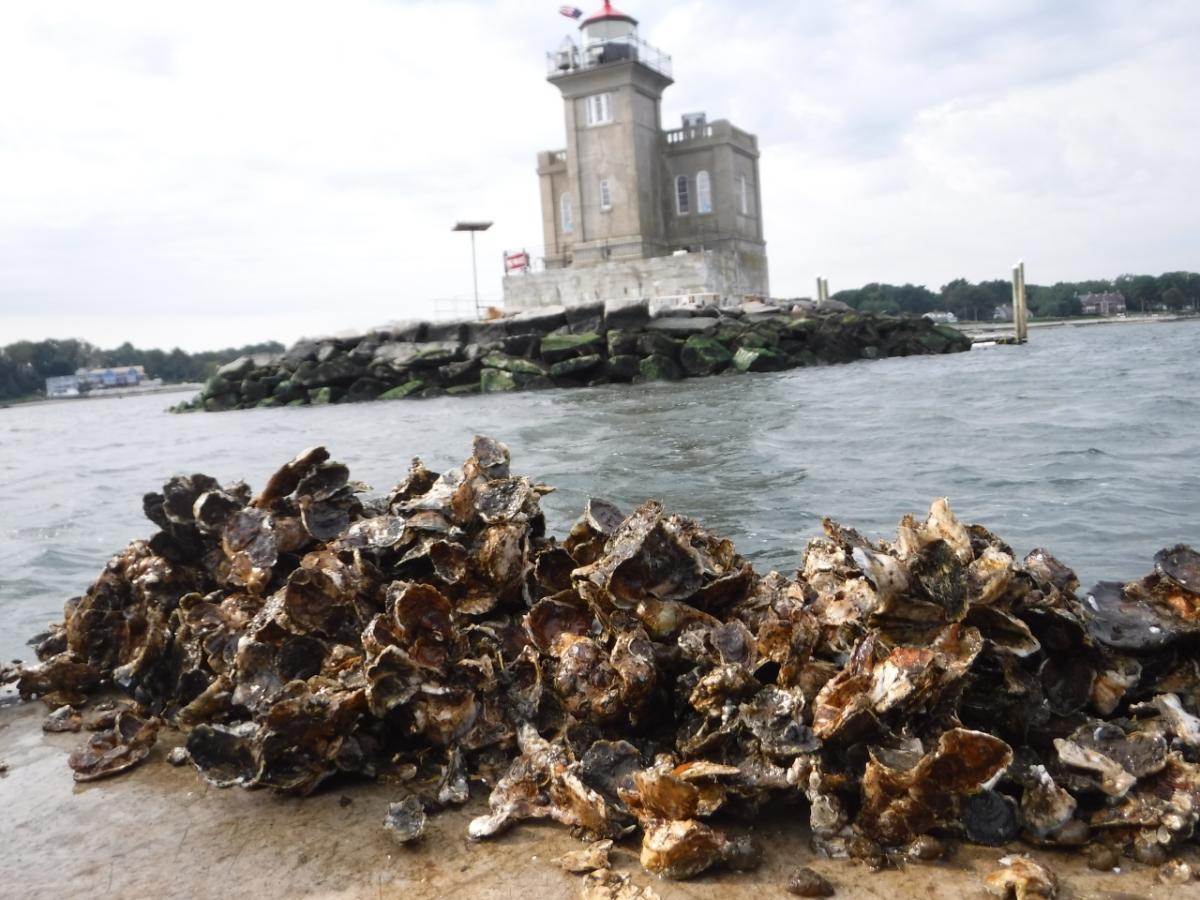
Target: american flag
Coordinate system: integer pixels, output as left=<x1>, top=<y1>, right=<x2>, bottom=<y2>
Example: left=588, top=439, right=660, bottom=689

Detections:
left=559, top=6, right=584, bottom=19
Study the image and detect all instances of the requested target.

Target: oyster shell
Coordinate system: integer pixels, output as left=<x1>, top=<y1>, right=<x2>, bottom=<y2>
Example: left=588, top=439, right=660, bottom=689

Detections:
left=983, top=854, right=1058, bottom=899
left=68, top=711, right=160, bottom=781
left=21, top=437, right=1200, bottom=883
left=383, top=795, right=427, bottom=844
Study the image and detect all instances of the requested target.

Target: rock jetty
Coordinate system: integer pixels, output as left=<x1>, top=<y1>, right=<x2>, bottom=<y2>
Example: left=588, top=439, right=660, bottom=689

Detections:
left=175, top=300, right=972, bottom=412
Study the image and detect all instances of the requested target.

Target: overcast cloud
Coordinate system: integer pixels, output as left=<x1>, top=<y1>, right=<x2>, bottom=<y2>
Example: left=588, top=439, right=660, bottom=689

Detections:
left=1, top=0, right=1197, bottom=351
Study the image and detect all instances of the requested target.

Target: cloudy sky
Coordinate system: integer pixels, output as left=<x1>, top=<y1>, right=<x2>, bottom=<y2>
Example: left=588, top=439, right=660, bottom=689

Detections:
left=1, top=0, right=1196, bottom=351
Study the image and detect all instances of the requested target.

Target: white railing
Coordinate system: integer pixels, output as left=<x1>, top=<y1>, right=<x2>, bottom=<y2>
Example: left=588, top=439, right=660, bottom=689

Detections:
left=430, top=298, right=504, bottom=322
left=665, top=125, right=715, bottom=144
left=546, top=35, right=672, bottom=80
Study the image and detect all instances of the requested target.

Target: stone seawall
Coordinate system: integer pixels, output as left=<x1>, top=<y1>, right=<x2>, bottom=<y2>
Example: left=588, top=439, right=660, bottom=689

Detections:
left=174, top=300, right=972, bottom=413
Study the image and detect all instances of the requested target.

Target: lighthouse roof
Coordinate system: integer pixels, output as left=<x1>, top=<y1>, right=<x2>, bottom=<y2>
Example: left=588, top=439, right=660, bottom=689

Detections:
left=581, top=1, right=638, bottom=28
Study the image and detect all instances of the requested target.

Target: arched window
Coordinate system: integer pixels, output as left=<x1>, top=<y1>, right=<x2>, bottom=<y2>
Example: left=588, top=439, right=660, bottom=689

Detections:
left=696, top=171, right=712, bottom=214
left=738, top=175, right=749, bottom=216
left=561, top=192, right=573, bottom=233
left=675, top=175, right=690, bottom=215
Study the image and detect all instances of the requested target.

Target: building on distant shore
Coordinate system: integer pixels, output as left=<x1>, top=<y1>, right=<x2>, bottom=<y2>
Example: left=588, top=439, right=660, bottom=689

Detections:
left=503, top=2, right=768, bottom=312
left=923, top=311, right=958, bottom=324
left=47, top=365, right=154, bottom=399
left=45, top=375, right=80, bottom=398
left=78, top=365, right=147, bottom=388
left=1079, top=291, right=1127, bottom=317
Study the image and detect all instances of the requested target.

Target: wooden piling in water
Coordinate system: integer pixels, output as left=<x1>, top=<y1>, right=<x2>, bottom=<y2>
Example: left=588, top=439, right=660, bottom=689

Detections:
left=1011, top=262, right=1029, bottom=344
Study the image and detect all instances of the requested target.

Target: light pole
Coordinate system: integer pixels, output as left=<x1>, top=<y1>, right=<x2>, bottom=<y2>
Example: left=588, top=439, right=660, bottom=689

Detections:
left=452, top=221, right=493, bottom=319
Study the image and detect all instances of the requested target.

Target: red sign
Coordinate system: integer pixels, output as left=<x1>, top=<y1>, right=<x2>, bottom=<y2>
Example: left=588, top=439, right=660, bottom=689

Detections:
left=505, top=251, right=530, bottom=272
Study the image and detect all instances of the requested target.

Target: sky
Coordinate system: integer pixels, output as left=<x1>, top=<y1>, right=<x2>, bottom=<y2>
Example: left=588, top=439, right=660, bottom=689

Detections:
left=1, top=0, right=1197, bottom=352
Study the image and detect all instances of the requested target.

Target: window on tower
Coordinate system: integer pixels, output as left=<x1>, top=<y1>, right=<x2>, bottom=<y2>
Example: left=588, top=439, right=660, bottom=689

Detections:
left=585, top=92, right=613, bottom=126
left=599, top=178, right=612, bottom=211
left=738, top=175, right=750, bottom=216
left=696, top=171, right=712, bottom=214
left=675, top=175, right=689, bottom=215
left=561, top=193, right=573, bottom=233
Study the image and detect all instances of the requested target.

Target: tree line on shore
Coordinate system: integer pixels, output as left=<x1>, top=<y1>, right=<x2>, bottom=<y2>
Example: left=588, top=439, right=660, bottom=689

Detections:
left=0, top=339, right=285, bottom=402
left=831, top=271, right=1200, bottom=321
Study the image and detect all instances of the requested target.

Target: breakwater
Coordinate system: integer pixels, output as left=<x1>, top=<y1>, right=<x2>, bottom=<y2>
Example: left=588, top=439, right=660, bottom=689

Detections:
left=175, top=300, right=971, bottom=412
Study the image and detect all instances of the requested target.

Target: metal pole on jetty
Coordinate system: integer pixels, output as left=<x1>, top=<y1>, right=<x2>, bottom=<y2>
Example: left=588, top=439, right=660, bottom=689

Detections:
left=452, top=221, right=493, bottom=319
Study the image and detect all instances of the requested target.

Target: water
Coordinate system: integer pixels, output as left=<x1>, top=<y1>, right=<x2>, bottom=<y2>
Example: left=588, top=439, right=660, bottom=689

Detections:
left=1, top=321, right=1197, bottom=665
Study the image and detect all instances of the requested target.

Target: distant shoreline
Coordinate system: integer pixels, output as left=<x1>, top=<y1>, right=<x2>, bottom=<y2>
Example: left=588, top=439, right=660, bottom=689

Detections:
left=0, top=383, right=203, bottom=410
left=953, top=311, right=1197, bottom=337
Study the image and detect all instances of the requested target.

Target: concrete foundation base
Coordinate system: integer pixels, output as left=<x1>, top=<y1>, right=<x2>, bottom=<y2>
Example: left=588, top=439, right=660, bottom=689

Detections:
left=502, top=249, right=768, bottom=312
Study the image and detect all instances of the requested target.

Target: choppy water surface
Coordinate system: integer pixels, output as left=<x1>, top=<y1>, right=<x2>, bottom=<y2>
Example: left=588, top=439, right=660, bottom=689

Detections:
left=1, top=321, right=1197, bottom=664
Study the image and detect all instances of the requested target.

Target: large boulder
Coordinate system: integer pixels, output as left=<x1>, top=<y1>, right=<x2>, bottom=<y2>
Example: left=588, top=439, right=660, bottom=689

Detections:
left=240, top=378, right=271, bottom=404
left=345, top=378, right=388, bottom=403
left=311, top=354, right=367, bottom=386
left=740, top=300, right=785, bottom=317
left=502, top=333, right=540, bottom=358
left=603, top=297, right=650, bottom=331
left=272, top=379, right=304, bottom=403
left=539, top=332, right=604, bottom=363
left=481, top=353, right=548, bottom=377
left=217, top=356, right=255, bottom=380
left=289, top=361, right=321, bottom=389
left=309, top=386, right=344, bottom=405
left=564, top=301, right=605, bottom=335
left=480, top=369, right=518, bottom=393
left=636, top=332, right=681, bottom=359
left=373, top=342, right=421, bottom=368
left=638, top=354, right=683, bottom=381
left=645, top=317, right=718, bottom=337
left=734, top=324, right=781, bottom=350
left=607, top=330, right=641, bottom=356
left=407, top=343, right=463, bottom=369
left=438, top=359, right=482, bottom=387
left=203, top=393, right=237, bottom=413
left=549, top=354, right=603, bottom=380
left=508, top=306, right=567, bottom=335
left=607, top=354, right=641, bottom=382
left=379, top=380, right=426, bottom=401
left=733, top=346, right=787, bottom=373
left=680, top=335, right=732, bottom=377
left=280, top=340, right=320, bottom=371
left=934, top=324, right=971, bottom=352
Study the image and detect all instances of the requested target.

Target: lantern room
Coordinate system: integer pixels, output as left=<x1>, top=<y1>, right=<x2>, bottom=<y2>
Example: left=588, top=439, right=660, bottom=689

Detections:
left=581, top=1, right=638, bottom=46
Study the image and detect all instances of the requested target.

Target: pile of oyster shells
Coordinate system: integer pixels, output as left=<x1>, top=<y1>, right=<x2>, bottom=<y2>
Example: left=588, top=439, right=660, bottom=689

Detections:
left=12, top=437, right=1200, bottom=885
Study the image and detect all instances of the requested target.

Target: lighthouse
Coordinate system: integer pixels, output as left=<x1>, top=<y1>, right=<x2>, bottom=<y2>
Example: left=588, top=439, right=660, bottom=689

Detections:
left=503, top=2, right=769, bottom=311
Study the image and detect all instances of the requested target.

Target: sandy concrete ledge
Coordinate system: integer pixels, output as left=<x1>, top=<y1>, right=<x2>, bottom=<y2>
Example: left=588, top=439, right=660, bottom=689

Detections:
left=0, top=698, right=1191, bottom=900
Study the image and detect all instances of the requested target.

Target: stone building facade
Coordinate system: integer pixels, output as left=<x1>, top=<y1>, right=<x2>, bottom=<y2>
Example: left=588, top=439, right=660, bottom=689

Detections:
left=503, top=2, right=769, bottom=311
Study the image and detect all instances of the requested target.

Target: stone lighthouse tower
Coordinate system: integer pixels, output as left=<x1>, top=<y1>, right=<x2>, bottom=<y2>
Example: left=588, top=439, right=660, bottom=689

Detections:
left=503, top=2, right=770, bottom=311
left=545, top=2, right=672, bottom=266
